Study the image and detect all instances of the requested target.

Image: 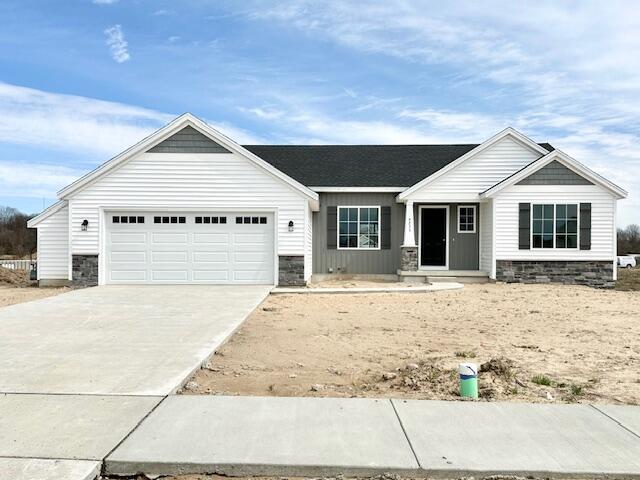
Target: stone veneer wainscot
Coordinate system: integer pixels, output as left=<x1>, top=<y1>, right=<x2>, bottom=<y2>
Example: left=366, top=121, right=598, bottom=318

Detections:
left=496, top=260, right=614, bottom=288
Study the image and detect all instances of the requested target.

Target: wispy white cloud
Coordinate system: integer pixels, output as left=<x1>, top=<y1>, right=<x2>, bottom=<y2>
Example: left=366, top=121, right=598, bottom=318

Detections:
left=0, top=161, right=83, bottom=198
left=104, top=24, right=130, bottom=63
left=93, top=0, right=119, bottom=4
left=0, top=82, right=171, bottom=156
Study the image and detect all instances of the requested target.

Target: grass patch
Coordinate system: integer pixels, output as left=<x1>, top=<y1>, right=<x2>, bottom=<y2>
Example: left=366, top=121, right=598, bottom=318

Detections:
left=532, top=374, right=552, bottom=386
left=616, top=267, right=640, bottom=291
left=570, top=384, right=584, bottom=396
left=454, top=350, right=476, bottom=358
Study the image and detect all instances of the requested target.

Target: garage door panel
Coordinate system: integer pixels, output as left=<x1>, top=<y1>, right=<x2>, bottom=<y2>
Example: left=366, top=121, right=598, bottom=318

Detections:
left=111, top=232, right=147, bottom=244
left=152, top=270, right=189, bottom=281
left=106, top=212, right=274, bottom=285
left=192, top=270, right=229, bottom=281
left=110, top=270, right=147, bottom=281
left=152, top=233, right=188, bottom=244
left=152, top=251, right=189, bottom=263
left=111, top=251, right=147, bottom=263
left=193, top=233, right=229, bottom=244
left=193, top=251, right=229, bottom=263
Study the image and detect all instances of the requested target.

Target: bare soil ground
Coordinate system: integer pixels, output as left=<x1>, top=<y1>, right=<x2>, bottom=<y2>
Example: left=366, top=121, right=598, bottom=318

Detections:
left=0, top=267, right=68, bottom=307
left=183, top=282, right=640, bottom=404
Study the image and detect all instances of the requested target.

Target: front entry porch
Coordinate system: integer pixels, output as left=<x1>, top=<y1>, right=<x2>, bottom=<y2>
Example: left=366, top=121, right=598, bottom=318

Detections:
left=398, top=201, right=489, bottom=283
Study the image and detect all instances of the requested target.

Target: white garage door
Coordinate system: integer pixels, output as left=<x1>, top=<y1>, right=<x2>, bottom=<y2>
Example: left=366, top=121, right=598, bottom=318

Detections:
left=105, top=212, right=274, bottom=284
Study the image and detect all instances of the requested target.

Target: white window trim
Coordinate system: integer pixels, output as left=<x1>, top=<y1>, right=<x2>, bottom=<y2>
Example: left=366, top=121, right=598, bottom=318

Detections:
left=337, top=206, right=381, bottom=250
left=530, top=203, right=580, bottom=250
left=457, top=205, right=476, bottom=234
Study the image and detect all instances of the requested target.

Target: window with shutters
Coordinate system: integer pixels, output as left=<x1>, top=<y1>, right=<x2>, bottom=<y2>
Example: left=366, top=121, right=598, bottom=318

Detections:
left=532, top=203, right=578, bottom=249
left=337, top=206, right=380, bottom=249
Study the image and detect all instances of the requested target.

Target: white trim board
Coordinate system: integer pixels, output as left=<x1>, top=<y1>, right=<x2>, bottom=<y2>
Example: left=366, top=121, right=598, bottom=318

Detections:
left=397, top=127, right=549, bottom=201
left=57, top=113, right=319, bottom=208
left=480, top=149, right=627, bottom=199
left=27, top=200, right=68, bottom=227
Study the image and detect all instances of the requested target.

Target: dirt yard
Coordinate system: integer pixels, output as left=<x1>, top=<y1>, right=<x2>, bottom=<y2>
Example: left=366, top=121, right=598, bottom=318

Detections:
left=0, top=267, right=68, bottom=307
left=183, top=282, right=640, bottom=404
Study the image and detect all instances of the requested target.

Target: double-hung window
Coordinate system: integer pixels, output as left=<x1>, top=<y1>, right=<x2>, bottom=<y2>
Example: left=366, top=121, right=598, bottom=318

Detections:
left=338, top=206, right=380, bottom=249
left=532, top=203, right=578, bottom=249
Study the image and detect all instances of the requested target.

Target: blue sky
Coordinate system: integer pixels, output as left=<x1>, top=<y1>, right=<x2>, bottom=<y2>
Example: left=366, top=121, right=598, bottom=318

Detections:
left=0, top=1, right=638, bottom=226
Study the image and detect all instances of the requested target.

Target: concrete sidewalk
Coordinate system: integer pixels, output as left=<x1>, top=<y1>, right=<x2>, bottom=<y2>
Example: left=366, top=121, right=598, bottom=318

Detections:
left=106, top=396, right=640, bottom=478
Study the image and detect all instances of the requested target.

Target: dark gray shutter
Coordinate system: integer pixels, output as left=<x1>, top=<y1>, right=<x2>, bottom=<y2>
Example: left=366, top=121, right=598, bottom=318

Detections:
left=327, top=206, right=337, bottom=249
left=580, top=203, right=591, bottom=250
left=381, top=206, right=391, bottom=250
left=518, top=203, right=531, bottom=250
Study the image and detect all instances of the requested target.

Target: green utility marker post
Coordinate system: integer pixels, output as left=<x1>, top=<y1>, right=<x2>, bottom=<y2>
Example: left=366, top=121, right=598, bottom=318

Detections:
left=459, top=362, right=478, bottom=399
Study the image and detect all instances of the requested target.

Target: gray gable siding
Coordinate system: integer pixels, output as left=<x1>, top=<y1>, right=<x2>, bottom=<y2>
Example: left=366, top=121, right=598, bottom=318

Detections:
left=312, top=193, right=404, bottom=274
left=147, top=126, right=230, bottom=153
left=516, top=160, right=593, bottom=185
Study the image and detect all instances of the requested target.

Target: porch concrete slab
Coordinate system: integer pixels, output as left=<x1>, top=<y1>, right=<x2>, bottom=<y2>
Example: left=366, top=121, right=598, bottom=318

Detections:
left=0, top=394, right=161, bottom=460
left=0, top=285, right=270, bottom=395
left=393, top=400, right=640, bottom=477
left=0, top=458, right=99, bottom=480
left=105, top=396, right=419, bottom=477
left=594, top=404, right=640, bottom=437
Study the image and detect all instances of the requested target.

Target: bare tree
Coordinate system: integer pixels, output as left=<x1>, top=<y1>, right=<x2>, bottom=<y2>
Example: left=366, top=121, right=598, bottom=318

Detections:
left=0, top=207, right=37, bottom=258
left=618, top=224, right=640, bottom=255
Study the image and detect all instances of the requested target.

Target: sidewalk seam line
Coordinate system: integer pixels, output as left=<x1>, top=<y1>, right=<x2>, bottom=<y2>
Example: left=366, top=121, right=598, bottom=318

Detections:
left=99, top=394, right=168, bottom=476
left=589, top=404, right=640, bottom=441
left=389, top=399, right=421, bottom=469
left=0, top=454, right=97, bottom=462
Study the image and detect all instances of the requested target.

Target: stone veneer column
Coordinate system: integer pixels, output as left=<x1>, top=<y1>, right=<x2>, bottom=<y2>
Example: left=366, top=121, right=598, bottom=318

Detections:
left=400, top=246, right=418, bottom=271
left=278, top=255, right=306, bottom=286
left=72, top=254, right=99, bottom=287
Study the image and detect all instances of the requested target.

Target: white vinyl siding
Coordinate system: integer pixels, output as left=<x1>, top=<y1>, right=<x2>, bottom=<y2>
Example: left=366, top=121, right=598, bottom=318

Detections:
left=494, top=185, right=616, bottom=260
left=479, top=200, right=493, bottom=274
left=36, top=204, right=69, bottom=280
left=404, top=136, right=542, bottom=202
left=68, top=152, right=308, bottom=256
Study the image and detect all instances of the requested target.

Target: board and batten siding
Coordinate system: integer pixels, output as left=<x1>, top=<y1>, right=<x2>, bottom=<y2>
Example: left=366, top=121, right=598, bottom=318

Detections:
left=494, top=185, right=616, bottom=261
left=405, top=136, right=544, bottom=202
left=479, top=200, right=493, bottom=274
left=67, top=152, right=309, bottom=257
left=36, top=204, right=69, bottom=280
left=447, top=204, right=479, bottom=270
left=312, top=193, right=404, bottom=274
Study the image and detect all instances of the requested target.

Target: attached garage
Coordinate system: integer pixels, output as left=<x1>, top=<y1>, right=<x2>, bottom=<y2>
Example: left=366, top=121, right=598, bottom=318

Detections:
left=105, top=212, right=275, bottom=284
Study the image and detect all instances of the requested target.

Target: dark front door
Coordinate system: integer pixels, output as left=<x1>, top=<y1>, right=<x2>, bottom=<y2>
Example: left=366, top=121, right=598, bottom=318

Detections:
left=420, top=208, right=447, bottom=267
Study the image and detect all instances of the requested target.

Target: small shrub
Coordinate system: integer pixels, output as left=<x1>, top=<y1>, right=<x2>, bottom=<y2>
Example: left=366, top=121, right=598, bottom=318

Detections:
left=454, top=350, right=476, bottom=358
left=570, top=384, right=584, bottom=396
left=532, top=374, right=552, bottom=386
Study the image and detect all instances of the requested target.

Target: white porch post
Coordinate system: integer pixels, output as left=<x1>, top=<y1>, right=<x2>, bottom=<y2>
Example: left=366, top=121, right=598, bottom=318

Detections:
left=402, top=201, right=416, bottom=247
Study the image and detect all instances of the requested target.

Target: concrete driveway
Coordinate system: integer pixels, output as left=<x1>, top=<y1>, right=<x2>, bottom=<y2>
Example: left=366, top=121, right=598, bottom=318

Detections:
left=0, top=285, right=270, bottom=395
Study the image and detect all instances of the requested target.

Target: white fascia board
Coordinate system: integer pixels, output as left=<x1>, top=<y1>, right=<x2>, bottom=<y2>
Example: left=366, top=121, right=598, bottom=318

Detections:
left=57, top=113, right=319, bottom=204
left=27, top=200, right=68, bottom=228
left=397, top=127, right=550, bottom=202
left=311, top=186, right=407, bottom=192
left=480, top=149, right=628, bottom=199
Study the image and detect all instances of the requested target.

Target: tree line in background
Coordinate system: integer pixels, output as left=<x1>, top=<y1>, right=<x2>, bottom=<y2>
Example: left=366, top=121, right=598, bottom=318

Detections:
left=0, top=207, right=36, bottom=258
left=618, top=224, right=640, bottom=255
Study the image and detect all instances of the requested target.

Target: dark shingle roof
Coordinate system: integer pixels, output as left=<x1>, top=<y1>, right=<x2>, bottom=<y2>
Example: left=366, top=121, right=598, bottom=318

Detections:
left=243, top=144, right=553, bottom=187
